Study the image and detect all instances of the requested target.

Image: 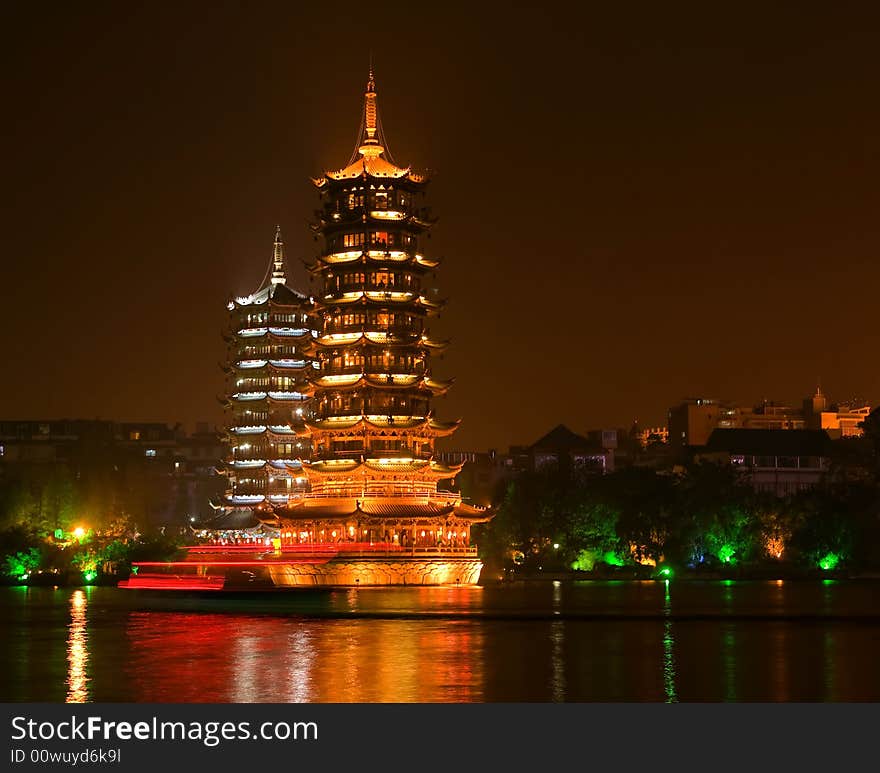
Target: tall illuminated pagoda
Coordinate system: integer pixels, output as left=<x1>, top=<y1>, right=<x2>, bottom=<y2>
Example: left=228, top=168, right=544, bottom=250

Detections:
left=217, top=227, right=315, bottom=522
left=263, top=69, right=491, bottom=584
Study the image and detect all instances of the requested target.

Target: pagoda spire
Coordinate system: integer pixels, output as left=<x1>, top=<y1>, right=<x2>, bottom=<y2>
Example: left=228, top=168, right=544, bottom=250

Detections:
left=270, top=225, right=286, bottom=285
left=358, top=66, right=385, bottom=159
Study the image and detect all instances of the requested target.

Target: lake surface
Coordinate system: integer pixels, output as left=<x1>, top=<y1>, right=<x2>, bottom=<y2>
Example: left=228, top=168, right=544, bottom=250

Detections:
left=2, top=581, right=879, bottom=702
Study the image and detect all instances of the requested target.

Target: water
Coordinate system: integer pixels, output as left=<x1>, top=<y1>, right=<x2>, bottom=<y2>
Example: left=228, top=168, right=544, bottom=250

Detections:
left=2, top=581, right=879, bottom=702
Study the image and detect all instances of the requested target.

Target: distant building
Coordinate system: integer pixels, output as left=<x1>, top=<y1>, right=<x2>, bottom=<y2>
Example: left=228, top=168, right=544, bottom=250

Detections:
left=701, top=428, right=833, bottom=496
left=520, top=424, right=611, bottom=474
left=803, top=387, right=871, bottom=438
left=436, top=449, right=508, bottom=507
left=738, top=402, right=806, bottom=431
left=0, top=420, right=224, bottom=526
left=668, top=398, right=738, bottom=448
left=668, top=388, right=871, bottom=449
left=635, top=425, right=669, bottom=447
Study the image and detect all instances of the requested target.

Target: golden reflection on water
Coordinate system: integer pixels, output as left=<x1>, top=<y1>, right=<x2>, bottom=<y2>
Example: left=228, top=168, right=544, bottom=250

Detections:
left=128, top=588, right=486, bottom=702
left=66, top=590, right=89, bottom=703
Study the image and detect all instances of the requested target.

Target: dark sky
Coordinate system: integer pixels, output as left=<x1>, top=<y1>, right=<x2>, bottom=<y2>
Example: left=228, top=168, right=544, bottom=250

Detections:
left=3, top=2, right=879, bottom=451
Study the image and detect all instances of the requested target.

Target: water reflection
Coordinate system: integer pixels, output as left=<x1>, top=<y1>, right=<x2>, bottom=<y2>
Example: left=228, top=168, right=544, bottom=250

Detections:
left=722, top=626, right=737, bottom=701
left=4, top=583, right=879, bottom=702
left=284, top=629, right=314, bottom=702
left=126, top=610, right=485, bottom=702
left=663, top=580, right=677, bottom=703
left=66, top=589, right=89, bottom=703
left=550, top=581, right=565, bottom=701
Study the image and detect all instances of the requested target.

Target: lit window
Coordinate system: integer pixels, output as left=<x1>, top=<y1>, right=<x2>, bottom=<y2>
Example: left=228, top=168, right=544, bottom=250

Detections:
left=129, top=430, right=141, bottom=441
left=145, top=449, right=157, bottom=458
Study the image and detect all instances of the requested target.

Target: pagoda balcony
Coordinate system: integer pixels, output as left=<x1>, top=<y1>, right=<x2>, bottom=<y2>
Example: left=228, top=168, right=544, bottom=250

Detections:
left=323, top=323, right=420, bottom=336
left=319, top=365, right=366, bottom=377
left=184, top=541, right=479, bottom=560
left=288, top=487, right=459, bottom=501
left=232, top=412, right=270, bottom=423
left=325, top=282, right=421, bottom=295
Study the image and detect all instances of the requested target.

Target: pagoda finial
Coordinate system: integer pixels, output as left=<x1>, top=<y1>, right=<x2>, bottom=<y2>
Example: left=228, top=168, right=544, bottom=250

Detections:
left=271, top=225, right=286, bottom=285
left=359, top=63, right=383, bottom=158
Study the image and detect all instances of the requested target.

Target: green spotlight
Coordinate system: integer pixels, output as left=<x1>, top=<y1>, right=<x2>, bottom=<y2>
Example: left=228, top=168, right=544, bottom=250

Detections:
left=818, top=552, right=840, bottom=571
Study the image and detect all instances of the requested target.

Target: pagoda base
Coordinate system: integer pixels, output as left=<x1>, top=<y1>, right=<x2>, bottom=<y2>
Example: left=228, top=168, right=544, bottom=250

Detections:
left=120, top=546, right=484, bottom=590
left=266, top=556, right=483, bottom=586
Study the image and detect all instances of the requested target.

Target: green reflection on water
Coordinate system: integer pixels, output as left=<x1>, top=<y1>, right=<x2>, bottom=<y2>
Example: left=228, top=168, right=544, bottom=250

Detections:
left=722, top=625, right=736, bottom=701
left=663, top=580, right=677, bottom=703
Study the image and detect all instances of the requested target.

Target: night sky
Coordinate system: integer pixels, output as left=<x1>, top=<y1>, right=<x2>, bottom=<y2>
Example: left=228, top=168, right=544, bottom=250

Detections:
left=3, top=2, right=879, bottom=451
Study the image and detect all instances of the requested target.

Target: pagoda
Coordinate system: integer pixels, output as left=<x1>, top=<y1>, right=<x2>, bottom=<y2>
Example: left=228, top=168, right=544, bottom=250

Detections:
left=258, top=70, right=492, bottom=585
left=216, top=227, right=316, bottom=523
left=121, top=72, right=490, bottom=590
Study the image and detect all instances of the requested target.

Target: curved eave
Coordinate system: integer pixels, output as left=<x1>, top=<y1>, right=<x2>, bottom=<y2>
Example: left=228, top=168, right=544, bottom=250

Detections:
left=300, top=460, right=364, bottom=476
left=311, top=334, right=437, bottom=351
left=312, top=251, right=434, bottom=271
left=423, top=377, right=454, bottom=395
left=230, top=427, right=308, bottom=439
left=315, top=166, right=428, bottom=187
left=231, top=390, right=314, bottom=401
left=232, top=327, right=313, bottom=340
left=427, top=419, right=461, bottom=438
left=232, top=362, right=313, bottom=373
left=311, top=371, right=422, bottom=387
left=304, top=415, right=458, bottom=436
left=452, top=503, right=494, bottom=523
left=319, top=292, right=425, bottom=308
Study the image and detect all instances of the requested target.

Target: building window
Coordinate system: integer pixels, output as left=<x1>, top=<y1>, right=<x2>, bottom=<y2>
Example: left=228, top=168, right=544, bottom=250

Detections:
left=145, top=449, right=157, bottom=458
left=129, top=430, right=141, bottom=441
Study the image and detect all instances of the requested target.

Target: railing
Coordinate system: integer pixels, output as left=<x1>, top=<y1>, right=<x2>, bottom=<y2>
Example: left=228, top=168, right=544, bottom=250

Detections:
left=283, top=489, right=458, bottom=500
left=182, top=542, right=479, bottom=559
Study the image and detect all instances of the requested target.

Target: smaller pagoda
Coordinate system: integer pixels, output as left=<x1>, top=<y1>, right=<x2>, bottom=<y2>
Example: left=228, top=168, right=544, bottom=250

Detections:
left=214, top=227, right=317, bottom=529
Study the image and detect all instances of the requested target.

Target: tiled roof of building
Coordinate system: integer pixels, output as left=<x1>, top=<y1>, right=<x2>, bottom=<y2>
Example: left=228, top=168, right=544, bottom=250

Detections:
left=705, top=428, right=834, bottom=456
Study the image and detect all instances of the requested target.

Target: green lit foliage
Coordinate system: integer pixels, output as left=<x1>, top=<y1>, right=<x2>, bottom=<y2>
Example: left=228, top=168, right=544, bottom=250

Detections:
left=484, top=447, right=880, bottom=573
left=818, top=552, right=841, bottom=571
left=488, top=464, right=611, bottom=569
left=571, top=548, right=627, bottom=572
left=71, top=551, right=99, bottom=574
left=0, top=467, right=81, bottom=537
left=790, top=488, right=854, bottom=569
left=3, top=548, right=40, bottom=578
left=610, top=467, right=675, bottom=566
left=668, top=462, right=759, bottom=566
left=602, top=550, right=625, bottom=567
left=571, top=549, right=599, bottom=572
